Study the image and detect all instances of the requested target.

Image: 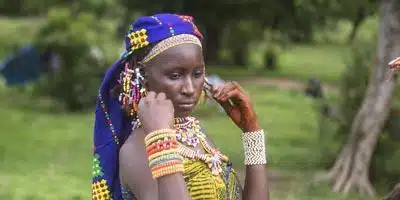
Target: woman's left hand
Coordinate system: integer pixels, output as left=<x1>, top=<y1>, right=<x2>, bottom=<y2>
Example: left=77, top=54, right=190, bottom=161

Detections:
left=212, top=81, right=260, bottom=132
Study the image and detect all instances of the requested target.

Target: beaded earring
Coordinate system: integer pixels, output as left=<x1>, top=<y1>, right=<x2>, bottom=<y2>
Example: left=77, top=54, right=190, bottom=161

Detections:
left=118, top=61, right=147, bottom=118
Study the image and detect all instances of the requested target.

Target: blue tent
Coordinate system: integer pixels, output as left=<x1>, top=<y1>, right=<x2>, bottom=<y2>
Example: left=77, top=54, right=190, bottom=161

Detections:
left=0, top=45, right=41, bottom=86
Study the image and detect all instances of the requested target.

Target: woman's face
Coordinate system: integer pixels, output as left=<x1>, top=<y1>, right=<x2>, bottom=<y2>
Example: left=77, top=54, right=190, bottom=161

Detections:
left=143, top=43, right=205, bottom=117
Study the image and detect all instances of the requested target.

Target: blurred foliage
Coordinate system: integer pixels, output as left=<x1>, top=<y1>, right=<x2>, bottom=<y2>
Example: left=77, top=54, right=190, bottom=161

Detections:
left=31, top=7, right=111, bottom=111
left=0, top=0, right=380, bottom=65
left=0, top=0, right=122, bottom=17
left=336, top=42, right=373, bottom=138
left=315, top=37, right=375, bottom=162
left=116, top=0, right=376, bottom=64
left=317, top=40, right=372, bottom=154
left=0, top=0, right=379, bottom=111
left=317, top=38, right=400, bottom=187
left=0, top=0, right=58, bottom=16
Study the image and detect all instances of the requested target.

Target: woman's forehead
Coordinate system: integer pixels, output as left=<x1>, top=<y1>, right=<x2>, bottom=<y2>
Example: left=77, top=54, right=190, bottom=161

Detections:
left=146, top=44, right=204, bottom=69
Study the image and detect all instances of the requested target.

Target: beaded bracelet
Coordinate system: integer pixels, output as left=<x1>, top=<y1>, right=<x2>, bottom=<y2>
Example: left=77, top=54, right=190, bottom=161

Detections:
left=145, top=129, right=176, bottom=146
left=242, top=129, right=267, bottom=165
left=144, top=129, right=184, bottom=179
left=146, top=138, right=178, bottom=153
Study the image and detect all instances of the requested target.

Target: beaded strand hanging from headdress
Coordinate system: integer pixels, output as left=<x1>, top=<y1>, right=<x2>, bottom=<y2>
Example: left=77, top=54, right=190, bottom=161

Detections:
left=118, top=61, right=147, bottom=118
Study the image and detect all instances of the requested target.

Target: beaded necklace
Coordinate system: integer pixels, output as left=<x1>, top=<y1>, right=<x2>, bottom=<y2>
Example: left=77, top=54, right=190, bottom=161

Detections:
left=174, top=117, right=204, bottom=147
left=137, top=116, right=229, bottom=175
left=174, top=116, right=229, bottom=176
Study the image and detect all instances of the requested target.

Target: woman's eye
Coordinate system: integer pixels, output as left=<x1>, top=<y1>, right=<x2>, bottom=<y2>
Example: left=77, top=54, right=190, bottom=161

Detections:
left=168, top=73, right=181, bottom=80
left=193, top=70, right=203, bottom=78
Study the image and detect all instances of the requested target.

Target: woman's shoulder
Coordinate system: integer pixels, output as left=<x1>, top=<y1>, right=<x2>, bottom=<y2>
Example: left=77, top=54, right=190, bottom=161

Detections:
left=119, top=127, right=158, bottom=199
left=120, top=127, right=145, bottom=154
left=119, top=127, right=150, bottom=178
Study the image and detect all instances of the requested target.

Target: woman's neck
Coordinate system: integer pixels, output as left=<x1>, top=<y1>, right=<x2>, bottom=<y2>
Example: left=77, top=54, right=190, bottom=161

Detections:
left=174, top=116, right=194, bottom=124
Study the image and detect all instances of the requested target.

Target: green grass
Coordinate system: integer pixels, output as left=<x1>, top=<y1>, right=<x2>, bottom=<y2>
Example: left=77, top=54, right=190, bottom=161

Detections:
left=278, top=44, right=350, bottom=84
left=209, top=16, right=379, bottom=85
left=207, top=43, right=350, bottom=85
left=197, top=86, right=320, bottom=169
left=0, top=85, right=377, bottom=200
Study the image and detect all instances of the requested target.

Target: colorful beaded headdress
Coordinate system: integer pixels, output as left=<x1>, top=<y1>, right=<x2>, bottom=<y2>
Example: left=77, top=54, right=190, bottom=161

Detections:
left=92, top=13, right=203, bottom=200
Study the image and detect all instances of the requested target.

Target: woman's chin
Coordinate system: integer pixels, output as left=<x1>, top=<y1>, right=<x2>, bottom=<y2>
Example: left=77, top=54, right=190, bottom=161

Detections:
left=174, top=107, right=196, bottom=118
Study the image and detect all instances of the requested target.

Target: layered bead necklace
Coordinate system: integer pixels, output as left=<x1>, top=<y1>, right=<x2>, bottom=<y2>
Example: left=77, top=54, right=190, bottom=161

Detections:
left=137, top=116, right=228, bottom=175
left=174, top=116, right=229, bottom=176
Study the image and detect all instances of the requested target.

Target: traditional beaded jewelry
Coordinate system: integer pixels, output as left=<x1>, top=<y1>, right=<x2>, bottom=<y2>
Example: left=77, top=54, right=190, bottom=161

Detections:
left=174, top=116, right=229, bottom=176
left=138, top=117, right=230, bottom=176
left=118, top=62, right=147, bottom=117
left=178, top=145, right=228, bottom=175
left=242, top=129, right=267, bottom=165
left=174, top=117, right=205, bottom=148
left=142, top=34, right=202, bottom=63
left=144, top=129, right=184, bottom=179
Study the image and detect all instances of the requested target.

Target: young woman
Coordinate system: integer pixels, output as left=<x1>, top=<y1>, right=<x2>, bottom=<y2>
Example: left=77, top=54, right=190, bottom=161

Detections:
left=92, top=13, right=269, bottom=200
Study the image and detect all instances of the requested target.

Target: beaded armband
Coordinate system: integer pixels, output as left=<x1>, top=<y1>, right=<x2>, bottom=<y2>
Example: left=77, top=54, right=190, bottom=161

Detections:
left=144, top=129, right=184, bottom=179
left=242, top=129, right=267, bottom=165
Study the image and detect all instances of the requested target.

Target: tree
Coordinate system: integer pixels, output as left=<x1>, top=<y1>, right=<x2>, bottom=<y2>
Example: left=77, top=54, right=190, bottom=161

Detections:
left=315, top=0, right=400, bottom=196
left=331, top=0, right=377, bottom=43
left=383, top=183, right=400, bottom=200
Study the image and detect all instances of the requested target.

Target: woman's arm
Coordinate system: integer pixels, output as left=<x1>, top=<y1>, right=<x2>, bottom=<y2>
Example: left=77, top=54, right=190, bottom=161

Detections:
left=242, top=124, right=269, bottom=200
left=212, top=82, right=269, bottom=200
left=156, top=174, right=190, bottom=200
left=120, top=128, right=191, bottom=200
left=120, top=91, right=191, bottom=200
left=243, top=165, right=269, bottom=200
left=203, top=122, right=268, bottom=200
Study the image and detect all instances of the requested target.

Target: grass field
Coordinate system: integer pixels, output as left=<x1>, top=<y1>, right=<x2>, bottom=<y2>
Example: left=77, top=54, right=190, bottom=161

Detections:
left=208, top=43, right=350, bottom=85
left=0, top=85, right=374, bottom=200
left=0, top=16, right=384, bottom=200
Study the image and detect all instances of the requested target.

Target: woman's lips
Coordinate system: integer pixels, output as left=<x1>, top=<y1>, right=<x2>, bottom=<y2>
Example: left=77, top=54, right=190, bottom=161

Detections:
left=176, top=102, right=196, bottom=109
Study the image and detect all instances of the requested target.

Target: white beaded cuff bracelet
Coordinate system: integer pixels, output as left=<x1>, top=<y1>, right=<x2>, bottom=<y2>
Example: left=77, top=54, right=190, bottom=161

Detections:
left=242, top=129, right=267, bottom=165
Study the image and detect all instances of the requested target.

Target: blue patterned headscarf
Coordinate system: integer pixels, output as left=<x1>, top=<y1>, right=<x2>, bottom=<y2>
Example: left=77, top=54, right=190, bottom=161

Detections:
left=91, top=13, right=203, bottom=200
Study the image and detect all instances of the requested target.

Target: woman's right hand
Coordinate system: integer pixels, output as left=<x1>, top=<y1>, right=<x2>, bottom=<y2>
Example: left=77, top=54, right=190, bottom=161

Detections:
left=138, top=91, right=175, bottom=134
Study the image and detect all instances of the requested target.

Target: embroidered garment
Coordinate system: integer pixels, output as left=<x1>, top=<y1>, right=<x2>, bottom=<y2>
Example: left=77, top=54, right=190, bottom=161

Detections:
left=121, top=159, right=243, bottom=200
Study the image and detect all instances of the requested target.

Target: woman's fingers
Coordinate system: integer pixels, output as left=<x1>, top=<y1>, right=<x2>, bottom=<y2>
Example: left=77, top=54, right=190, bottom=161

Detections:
left=213, top=82, right=235, bottom=99
left=220, top=88, right=242, bottom=102
left=219, top=98, right=233, bottom=115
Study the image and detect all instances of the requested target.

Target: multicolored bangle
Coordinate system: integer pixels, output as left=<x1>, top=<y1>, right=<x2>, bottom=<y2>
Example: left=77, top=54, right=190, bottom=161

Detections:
left=242, top=129, right=267, bottom=165
left=144, top=129, right=184, bottom=179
